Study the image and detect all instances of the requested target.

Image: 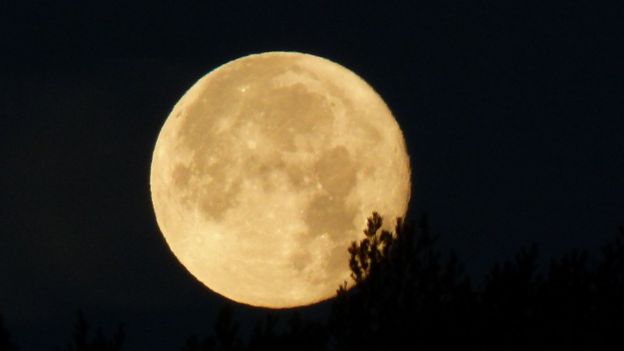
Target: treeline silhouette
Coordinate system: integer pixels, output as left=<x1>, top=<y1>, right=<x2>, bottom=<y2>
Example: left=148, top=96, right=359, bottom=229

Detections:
left=0, top=315, right=17, bottom=351
left=329, top=214, right=624, bottom=350
left=63, top=311, right=125, bottom=351
left=2, top=213, right=624, bottom=350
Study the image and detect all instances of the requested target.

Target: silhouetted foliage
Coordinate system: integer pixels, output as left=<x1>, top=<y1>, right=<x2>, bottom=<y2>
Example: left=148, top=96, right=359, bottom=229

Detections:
left=330, top=212, right=474, bottom=350
left=330, top=214, right=624, bottom=350
left=181, top=304, right=240, bottom=351
left=66, top=311, right=124, bottom=351
left=0, top=314, right=17, bottom=351
left=479, top=244, right=542, bottom=350
left=247, top=312, right=327, bottom=351
left=171, top=214, right=624, bottom=351
left=183, top=305, right=327, bottom=351
left=180, top=334, right=216, bottom=351
left=5, top=215, right=624, bottom=350
left=212, top=304, right=240, bottom=351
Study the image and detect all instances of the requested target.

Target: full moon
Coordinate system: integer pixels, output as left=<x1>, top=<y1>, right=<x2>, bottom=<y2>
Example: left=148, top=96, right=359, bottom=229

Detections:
left=150, top=52, right=410, bottom=308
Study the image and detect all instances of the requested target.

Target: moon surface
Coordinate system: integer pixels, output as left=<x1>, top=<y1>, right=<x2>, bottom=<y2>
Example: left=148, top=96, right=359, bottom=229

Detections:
left=150, top=52, right=410, bottom=308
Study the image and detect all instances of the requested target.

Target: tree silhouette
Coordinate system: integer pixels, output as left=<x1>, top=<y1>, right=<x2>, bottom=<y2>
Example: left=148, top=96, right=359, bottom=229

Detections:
left=4, top=213, right=622, bottom=350
left=246, top=313, right=279, bottom=351
left=0, top=314, right=17, bottom=351
left=181, top=304, right=240, bottom=351
left=581, top=226, right=624, bottom=348
left=180, top=334, right=216, bottom=351
left=33, top=217, right=621, bottom=351
left=246, top=312, right=327, bottom=351
left=330, top=213, right=624, bottom=350
left=479, top=244, right=542, bottom=350
left=212, top=304, right=240, bottom=351
left=330, top=212, right=474, bottom=350
left=66, top=311, right=124, bottom=351
left=182, top=304, right=327, bottom=351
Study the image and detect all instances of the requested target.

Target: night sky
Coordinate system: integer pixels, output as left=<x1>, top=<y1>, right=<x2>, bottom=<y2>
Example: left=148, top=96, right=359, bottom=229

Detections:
left=2, top=1, right=623, bottom=350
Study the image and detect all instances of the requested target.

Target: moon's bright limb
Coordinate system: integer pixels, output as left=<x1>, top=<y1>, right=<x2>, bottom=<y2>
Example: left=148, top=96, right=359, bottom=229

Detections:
left=150, top=52, right=410, bottom=308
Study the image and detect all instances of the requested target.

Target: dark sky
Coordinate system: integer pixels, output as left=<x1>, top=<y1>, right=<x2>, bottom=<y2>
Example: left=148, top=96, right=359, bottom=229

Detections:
left=1, top=1, right=623, bottom=350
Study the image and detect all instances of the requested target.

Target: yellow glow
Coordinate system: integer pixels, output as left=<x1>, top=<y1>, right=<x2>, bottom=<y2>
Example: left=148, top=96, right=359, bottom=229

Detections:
left=150, top=52, right=411, bottom=308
